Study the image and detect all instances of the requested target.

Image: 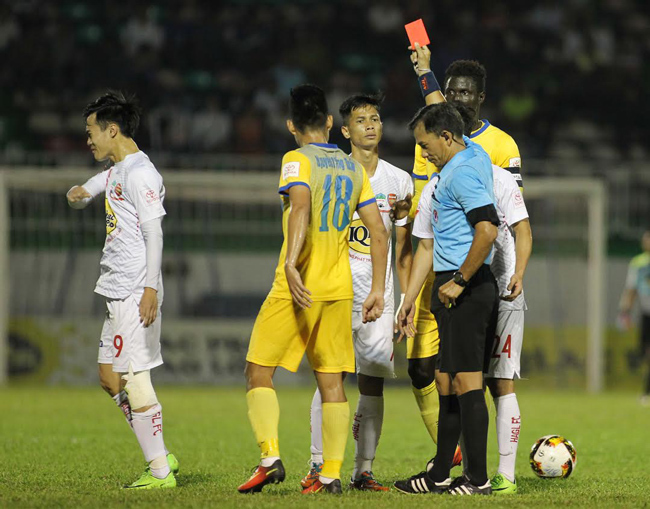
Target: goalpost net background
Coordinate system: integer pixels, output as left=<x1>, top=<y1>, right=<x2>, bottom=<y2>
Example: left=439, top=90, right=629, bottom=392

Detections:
left=0, top=168, right=622, bottom=391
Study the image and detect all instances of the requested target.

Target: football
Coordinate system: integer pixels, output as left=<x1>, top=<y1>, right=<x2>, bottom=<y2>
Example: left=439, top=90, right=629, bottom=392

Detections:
left=529, top=435, right=577, bottom=478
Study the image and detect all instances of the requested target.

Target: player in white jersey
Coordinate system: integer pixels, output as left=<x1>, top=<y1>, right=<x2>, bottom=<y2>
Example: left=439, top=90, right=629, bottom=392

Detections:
left=66, top=91, right=178, bottom=489
left=402, top=155, right=532, bottom=494
left=485, top=164, right=531, bottom=494
left=301, top=94, right=413, bottom=491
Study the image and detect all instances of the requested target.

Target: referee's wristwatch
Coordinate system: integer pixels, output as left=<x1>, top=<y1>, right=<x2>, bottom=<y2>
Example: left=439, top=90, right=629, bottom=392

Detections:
left=452, top=271, right=468, bottom=287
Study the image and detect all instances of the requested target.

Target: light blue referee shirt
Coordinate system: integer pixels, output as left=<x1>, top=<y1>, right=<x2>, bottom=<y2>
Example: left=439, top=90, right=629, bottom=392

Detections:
left=431, top=136, right=496, bottom=271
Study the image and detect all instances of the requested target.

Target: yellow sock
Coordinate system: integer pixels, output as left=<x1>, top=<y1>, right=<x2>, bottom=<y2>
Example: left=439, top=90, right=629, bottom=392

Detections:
left=246, top=387, right=280, bottom=459
left=413, top=380, right=439, bottom=444
left=321, top=402, right=350, bottom=480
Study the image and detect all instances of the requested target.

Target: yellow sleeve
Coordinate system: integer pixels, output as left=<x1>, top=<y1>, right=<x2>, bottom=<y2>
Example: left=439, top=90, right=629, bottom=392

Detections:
left=412, top=144, right=429, bottom=180
left=492, top=133, right=521, bottom=169
left=409, top=175, right=427, bottom=220
left=410, top=144, right=437, bottom=219
left=494, top=133, right=523, bottom=189
left=278, top=150, right=312, bottom=195
left=357, top=167, right=376, bottom=209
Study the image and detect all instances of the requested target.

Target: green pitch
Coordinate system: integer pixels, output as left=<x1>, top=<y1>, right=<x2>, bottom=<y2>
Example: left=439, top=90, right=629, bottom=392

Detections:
left=1, top=385, right=648, bottom=508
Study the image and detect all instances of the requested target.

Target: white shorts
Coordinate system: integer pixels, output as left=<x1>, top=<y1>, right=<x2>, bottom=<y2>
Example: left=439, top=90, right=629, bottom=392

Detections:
left=98, top=293, right=163, bottom=373
left=352, top=310, right=394, bottom=378
left=486, top=309, right=524, bottom=379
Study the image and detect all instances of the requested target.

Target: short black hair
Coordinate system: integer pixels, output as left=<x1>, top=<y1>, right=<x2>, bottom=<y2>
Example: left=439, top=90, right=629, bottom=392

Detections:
left=408, top=103, right=464, bottom=139
left=444, top=60, right=487, bottom=94
left=83, top=90, right=141, bottom=138
left=289, top=84, right=329, bottom=132
left=339, top=92, right=384, bottom=125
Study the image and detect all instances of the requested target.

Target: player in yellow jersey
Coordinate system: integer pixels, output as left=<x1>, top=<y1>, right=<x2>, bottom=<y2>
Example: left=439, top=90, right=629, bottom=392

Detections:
left=238, top=84, right=389, bottom=495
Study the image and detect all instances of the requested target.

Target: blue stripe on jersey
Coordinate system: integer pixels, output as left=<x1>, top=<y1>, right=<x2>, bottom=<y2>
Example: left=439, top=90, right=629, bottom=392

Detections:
left=413, top=173, right=428, bottom=180
left=469, top=120, right=490, bottom=138
left=279, top=181, right=310, bottom=196
left=357, top=197, right=377, bottom=209
left=310, top=143, right=338, bottom=149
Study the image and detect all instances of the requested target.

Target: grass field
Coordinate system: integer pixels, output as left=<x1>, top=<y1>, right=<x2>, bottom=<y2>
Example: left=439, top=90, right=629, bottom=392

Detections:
left=1, top=385, right=649, bottom=508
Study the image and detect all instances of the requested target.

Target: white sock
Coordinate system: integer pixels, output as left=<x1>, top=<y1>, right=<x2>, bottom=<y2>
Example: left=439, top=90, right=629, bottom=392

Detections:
left=260, top=456, right=280, bottom=467
left=494, top=393, right=521, bottom=483
left=352, top=394, right=384, bottom=479
left=319, top=475, right=335, bottom=484
left=149, top=456, right=170, bottom=479
left=131, top=403, right=170, bottom=479
left=310, top=388, right=323, bottom=464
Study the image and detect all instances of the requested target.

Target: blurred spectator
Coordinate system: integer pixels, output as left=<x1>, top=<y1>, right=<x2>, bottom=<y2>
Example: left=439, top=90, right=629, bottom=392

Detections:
left=1, top=0, right=649, bottom=163
left=121, top=6, right=165, bottom=56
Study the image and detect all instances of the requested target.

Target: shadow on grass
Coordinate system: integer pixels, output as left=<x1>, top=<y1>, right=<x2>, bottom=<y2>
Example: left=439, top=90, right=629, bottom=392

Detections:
left=518, top=475, right=573, bottom=494
left=176, top=472, right=215, bottom=487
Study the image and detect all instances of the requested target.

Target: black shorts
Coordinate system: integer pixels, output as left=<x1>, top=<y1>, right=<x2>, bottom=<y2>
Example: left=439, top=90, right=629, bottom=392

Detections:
left=641, top=314, right=650, bottom=353
left=431, top=264, right=498, bottom=374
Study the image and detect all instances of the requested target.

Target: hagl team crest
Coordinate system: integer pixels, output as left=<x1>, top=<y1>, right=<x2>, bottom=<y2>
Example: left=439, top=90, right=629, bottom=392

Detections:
left=388, top=193, right=397, bottom=207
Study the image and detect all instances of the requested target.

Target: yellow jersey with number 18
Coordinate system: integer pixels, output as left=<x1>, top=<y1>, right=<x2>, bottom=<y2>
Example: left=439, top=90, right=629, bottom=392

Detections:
left=410, top=119, right=522, bottom=218
left=268, top=142, right=376, bottom=302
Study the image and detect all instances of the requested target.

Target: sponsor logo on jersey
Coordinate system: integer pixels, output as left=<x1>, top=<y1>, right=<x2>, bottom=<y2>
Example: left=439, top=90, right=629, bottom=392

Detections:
left=143, top=189, right=160, bottom=205
left=348, top=218, right=371, bottom=254
left=514, top=189, right=524, bottom=208
left=388, top=193, right=397, bottom=207
left=375, top=193, right=386, bottom=201
left=105, top=197, right=117, bottom=235
left=109, top=180, right=124, bottom=201
left=509, top=157, right=521, bottom=168
left=282, top=161, right=300, bottom=179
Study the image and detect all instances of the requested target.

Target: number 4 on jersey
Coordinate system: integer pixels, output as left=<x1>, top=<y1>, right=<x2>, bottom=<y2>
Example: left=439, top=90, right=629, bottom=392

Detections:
left=492, top=334, right=512, bottom=358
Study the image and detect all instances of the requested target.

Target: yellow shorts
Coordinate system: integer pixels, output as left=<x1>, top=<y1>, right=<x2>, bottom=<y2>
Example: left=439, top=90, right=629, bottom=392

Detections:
left=246, top=297, right=355, bottom=373
left=406, top=270, right=440, bottom=359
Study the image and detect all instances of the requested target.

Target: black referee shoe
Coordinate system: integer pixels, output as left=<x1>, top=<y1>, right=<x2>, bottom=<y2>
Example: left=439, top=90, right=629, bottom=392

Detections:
left=447, top=475, right=492, bottom=496
left=393, top=471, right=450, bottom=494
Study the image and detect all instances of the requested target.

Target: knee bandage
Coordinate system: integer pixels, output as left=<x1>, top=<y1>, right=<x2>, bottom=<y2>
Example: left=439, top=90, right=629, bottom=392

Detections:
left=122, top=368, right=158, bottom=409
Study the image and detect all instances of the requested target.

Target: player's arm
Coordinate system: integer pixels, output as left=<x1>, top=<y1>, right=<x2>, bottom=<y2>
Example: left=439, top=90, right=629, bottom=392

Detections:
left=397, top=178, right=435, bottom=339
left=410, top=43, right=445, bottom=106
left=357, top=201, right=388, bottom=323
left=140, top=217, right=163, bottom=327
left=497, top=171, right=532, bottom=301
left=394, top=222, right=413, bottom=328
left=398, top=237, right=433, bottom=340
left=503, top=218, right=533, bottom=301
left=66, top=170, right=109, bottom=209
left=284, top=184, right=312, bottom=309
left=128, top=169, right=167, bottom=327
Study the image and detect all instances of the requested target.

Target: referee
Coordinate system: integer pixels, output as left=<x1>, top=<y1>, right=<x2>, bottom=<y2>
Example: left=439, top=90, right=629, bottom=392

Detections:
left=396, top=103, right=499, bottom=496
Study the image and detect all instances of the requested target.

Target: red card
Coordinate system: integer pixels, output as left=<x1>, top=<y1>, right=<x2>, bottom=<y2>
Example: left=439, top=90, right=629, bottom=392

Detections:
left=405, top=19, right=430, bottom=48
